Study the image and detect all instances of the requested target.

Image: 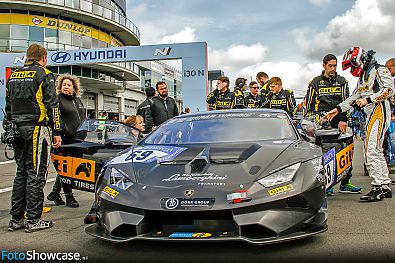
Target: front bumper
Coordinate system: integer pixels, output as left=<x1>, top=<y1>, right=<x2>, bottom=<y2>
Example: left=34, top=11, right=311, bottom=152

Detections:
left=85, top=187, right=328, bottom=244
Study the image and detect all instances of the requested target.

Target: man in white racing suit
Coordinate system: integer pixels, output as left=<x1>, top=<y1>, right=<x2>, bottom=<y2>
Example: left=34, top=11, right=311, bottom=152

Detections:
left=326, top=47, right=394, bottom=202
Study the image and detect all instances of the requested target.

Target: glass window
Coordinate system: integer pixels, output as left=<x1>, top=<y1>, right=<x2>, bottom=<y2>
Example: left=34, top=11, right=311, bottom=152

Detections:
left=59, top=66, right=72, bottom=74
left=72, top=65, right=82, bottom=76
left=29, top=26, right=44, bottom=42
left=82, top=36, right=91, bottom=49
left=72, top=33, right=82, bottom=47
left=0, top=25, right=10, bottom=40
left=98, top=40, right=107, bottom=48
left=59, top=30, right=71, bottom=45
left=92, top=69, right=98, bottom=79
left=11, top=25, right=28, bottom=40
left=82, top=67, right=91, bottom=78
left=81, top=0, right=93, bottom=12
left=91, top=38, right=99, bottom=48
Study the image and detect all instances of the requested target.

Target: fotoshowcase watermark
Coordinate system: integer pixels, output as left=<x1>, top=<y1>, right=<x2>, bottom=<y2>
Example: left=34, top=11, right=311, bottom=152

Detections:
left=1, top=250, right=88, bottom=261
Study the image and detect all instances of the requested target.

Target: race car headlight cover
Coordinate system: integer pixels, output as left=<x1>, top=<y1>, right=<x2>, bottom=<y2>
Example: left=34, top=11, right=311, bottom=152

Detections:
left=258, top=162, right=301, bottom=188
left=109, top=167, right=134, bottom=190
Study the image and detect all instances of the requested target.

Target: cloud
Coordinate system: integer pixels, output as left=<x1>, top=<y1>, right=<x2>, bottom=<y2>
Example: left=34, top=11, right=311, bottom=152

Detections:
left=310, top=0, right=332, bottom=7
left=159, top=27, right=197, bottom=44
left=294, top=0, right=395, bottom=60
left=209, top=43, right=268, bottom=75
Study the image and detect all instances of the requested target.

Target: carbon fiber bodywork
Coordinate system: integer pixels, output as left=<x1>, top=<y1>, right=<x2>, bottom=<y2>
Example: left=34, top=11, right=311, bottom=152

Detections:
left=85, top=109, right=328, bottom=244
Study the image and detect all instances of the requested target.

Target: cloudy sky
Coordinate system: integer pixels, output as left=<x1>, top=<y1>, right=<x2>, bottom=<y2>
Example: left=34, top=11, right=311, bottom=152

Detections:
left=126, top=0, right=395, bottom=97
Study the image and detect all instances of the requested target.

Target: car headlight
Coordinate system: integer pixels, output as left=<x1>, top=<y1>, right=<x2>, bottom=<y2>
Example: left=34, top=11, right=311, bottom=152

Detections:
left=258, top=162, right=301, bottom=188
left=109, top=167, right=134, bottom=190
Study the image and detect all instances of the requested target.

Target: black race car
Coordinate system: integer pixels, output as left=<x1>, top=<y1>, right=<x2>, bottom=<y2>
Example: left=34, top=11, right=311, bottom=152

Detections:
left=85, top=109, right=327, bottom=244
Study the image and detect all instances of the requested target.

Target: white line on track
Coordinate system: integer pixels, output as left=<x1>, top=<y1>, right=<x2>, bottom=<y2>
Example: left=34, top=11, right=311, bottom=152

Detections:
left=0, top=160, right=15, bottom=165
left=0, top=178, right=56, bottom=194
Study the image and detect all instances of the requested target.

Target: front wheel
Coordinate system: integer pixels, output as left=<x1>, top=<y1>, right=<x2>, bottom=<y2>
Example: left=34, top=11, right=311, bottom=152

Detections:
left=4, top=144, right=15, bottom=160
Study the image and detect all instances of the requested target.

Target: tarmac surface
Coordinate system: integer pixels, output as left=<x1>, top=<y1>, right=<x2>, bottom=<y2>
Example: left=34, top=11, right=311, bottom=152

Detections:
left=0, top=140, right=394, bottom=263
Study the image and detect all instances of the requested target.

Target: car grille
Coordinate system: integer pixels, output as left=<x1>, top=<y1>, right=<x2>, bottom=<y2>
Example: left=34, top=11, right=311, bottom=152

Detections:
left=190, top=158, right=208, bottom=173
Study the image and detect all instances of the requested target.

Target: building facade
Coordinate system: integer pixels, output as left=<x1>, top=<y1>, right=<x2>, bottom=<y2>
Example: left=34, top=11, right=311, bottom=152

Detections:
left=0, top=0, right=182, bottom=120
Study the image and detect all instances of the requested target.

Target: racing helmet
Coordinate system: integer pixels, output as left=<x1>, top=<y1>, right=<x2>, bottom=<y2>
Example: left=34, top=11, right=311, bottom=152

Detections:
left=342, top=47, right=367, bottom=77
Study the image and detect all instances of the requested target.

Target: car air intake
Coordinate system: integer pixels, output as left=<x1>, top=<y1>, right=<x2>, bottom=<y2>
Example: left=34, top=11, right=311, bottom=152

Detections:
left=190, top=158, right=208, bottom=173
left=240, top=224, right=278, bottom=239
left=110, top=224, right=137, bottom=238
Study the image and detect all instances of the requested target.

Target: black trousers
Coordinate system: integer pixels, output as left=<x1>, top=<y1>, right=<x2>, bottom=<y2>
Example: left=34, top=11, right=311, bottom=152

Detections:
left=51, top=175, right=73, bottom=195
left=10, top=125, right=51, bottom=220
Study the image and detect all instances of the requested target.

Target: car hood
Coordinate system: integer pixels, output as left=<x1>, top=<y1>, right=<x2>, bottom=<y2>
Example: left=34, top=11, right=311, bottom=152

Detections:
left=108, top=140, right=321, bottom=188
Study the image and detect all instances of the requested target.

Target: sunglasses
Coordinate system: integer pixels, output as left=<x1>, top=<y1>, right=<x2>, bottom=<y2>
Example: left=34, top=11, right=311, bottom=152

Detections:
left=251, top=86, right=259, bottom=89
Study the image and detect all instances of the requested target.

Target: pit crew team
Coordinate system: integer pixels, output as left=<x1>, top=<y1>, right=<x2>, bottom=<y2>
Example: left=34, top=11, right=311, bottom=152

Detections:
left=206, top=47, right=395, bottom=202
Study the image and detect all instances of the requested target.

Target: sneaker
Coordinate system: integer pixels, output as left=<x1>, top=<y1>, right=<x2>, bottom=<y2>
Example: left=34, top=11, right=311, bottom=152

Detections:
left=25, top=218, right=53, bottom=233
left=326, top=187, right=334, bottom=196
left=8, top=219, right=25, bottom=231
left=339, top=183, right=362, bottom=194
left=65, top=194, right=79, bottom=208
left=47, top=192, right=65, bottom=206
left=360, top=186, right=385, bottom=202
left=381, top=184, right=392, bottom=198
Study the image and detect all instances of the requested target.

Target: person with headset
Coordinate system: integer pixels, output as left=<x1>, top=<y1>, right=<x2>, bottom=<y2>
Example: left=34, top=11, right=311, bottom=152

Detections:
left=206, top=76, right=234, bottom=110
left=326, top=47, right=394, bottom=202
left=245, top=81, right=264, bottom=108
left=232, top=77, right=247, bottom=109
left=263, top=77, right=296, bottom=117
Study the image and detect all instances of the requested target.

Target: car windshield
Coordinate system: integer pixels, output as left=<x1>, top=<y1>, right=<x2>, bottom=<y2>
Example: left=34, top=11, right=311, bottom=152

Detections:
left=142, top=112, right=297, bottom=145
left=77, top=119, right=139, bottom=144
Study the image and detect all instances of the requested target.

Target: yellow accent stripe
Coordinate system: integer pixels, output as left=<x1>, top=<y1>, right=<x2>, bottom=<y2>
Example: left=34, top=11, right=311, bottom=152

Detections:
left=364, top=104, right=383, bottom=161
left=32, top=126, right=40, bottom=170
left=36, top=82, right=47, bottom=122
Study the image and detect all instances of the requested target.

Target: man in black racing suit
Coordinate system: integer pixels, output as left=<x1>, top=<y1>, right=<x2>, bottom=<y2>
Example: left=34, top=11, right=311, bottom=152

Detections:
left=263, top=76, right=296, bottom=117
left=245, top=81, right=264, bottom=108
left=306, top=53, right=361, bottom=195
left=6, top=44, right=62, bottom=232
left=206, top=76, right=234, bottom=110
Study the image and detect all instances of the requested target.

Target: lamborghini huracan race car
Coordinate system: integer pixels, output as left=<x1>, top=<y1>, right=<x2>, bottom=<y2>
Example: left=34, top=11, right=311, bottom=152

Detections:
left=85, top=109, right=328, bottom=244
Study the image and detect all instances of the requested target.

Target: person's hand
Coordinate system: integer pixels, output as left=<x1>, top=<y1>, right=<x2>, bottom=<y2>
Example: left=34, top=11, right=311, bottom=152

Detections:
left=325, top=108, right=339, bottom=121
left=53, top=136, right=62, bottom=148
left=338, top=121, right=347, bottom=134
left=356, top=98, right=368, bottom=108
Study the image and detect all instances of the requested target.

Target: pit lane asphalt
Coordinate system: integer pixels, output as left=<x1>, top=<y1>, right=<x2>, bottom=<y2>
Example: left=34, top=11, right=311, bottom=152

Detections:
left=0, top=140, right=394, bottom=263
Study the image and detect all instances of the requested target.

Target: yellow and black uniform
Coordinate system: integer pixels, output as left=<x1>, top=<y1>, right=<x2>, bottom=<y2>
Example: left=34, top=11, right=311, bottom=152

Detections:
left=245, top=92, right=264, bottom=108
left=206, top=88, right=235, bottom=110
left=260, top=82, right=270, bottom=96
left=5, top=60, right=61, bottom=220
left=232, top=87, right=247, bottom=109
left=305, top=71, right=349, bottom=124
left=263, top=89, right=296, bottom=117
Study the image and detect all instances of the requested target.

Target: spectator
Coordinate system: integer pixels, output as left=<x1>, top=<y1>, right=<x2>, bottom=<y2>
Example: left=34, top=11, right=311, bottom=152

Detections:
left=206, top=76, right=234, bottom=110
left=256, top=72, right=270, bottom=96
left=263, top=77, right=296, bottom=117
left=47, top=74, right=85, bottom=208
left=145, top=81, right=179, bottom=129
left=137, top=86, right=156, bottom=132
left=245, top=81, right=264, bottom=108
left=6, top=44, right=61, bottom=232
left=124, top=115, right=145, bottom=140
left=326, top=47, right=394, bottom=201
left=232, top=77, right=247, bottom=109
